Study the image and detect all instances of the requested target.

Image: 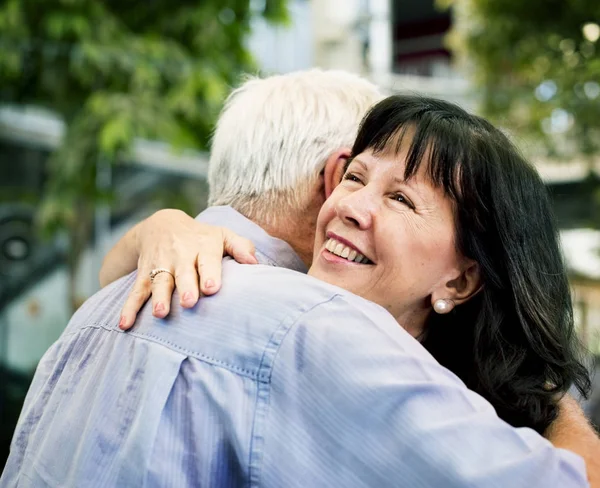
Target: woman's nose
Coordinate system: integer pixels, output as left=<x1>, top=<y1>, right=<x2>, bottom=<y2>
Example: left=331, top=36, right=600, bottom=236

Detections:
left=335, top=191, right=374, bottom=230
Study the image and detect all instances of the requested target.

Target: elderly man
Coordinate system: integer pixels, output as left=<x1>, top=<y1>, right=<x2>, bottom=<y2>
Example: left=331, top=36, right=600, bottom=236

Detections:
left=3, top=70, right=598, bottom=487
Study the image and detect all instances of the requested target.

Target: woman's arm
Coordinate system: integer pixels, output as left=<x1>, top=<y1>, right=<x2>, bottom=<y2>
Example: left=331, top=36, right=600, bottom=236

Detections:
left=99, top=209, right=257, bottom=329
left=545, top=395, right=600, bottom=486
left=99, top=222, right=141, bottom=288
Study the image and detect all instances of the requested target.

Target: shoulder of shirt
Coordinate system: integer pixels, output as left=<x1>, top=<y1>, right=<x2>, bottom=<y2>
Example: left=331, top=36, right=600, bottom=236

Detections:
left=221, top=260, right=392, bottom=320
left=221, top=261, right=421, bottom=349
left=216, top=262, right=431, bottom=373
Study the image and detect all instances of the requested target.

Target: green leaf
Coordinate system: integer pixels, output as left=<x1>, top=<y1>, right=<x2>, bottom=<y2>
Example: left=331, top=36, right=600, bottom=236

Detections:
left=99, top=116, right=133, bottom=156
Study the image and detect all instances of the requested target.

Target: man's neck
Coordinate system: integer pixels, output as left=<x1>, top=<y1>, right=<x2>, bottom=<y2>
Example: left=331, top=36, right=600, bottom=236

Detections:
left=255, top=216, right=314, bottom=269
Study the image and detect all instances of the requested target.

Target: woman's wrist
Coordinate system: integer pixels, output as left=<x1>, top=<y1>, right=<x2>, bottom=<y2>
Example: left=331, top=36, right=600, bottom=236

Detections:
left=99, top=220, right=143, bottom=287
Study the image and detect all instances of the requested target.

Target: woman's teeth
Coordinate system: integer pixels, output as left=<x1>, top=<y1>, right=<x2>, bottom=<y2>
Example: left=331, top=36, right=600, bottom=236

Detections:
left=325, top=238, right=371, bottom=264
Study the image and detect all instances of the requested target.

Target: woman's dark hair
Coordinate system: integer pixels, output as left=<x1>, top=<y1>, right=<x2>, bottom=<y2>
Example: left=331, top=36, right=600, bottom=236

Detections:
left=351, top=94, right=591, bottom=434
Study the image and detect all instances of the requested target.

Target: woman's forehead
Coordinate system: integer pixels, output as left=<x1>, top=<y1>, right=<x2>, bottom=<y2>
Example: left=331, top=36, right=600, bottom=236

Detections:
left=360, top=140, right=436, bottom=179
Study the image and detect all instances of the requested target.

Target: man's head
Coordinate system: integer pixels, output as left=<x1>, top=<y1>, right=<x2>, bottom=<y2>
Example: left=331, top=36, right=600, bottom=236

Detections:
left=208, top=69, right=382, bottom=265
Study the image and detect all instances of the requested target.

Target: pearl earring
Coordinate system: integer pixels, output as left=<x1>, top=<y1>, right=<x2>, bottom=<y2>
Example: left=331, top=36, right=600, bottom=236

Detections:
left=433, top=299, right=454, bottom=314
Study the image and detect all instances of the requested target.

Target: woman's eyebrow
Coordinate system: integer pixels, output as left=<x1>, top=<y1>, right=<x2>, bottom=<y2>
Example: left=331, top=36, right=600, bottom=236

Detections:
left=393, top=176, right=407, bottom=184
left=350, top=158, right=368, bottom=171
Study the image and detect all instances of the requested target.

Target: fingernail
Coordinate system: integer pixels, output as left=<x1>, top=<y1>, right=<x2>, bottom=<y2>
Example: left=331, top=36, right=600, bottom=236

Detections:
left=154, top=303, right=165, bottom=313
left=182, top=291, right=192, bottom=302
left=205, top=279, right=215, bottom=289
left=119, top=316, right=127, bottom=329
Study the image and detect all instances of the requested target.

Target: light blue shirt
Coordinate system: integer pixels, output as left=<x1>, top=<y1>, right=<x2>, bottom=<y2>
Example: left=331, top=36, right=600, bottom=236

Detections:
left=2, top=206, right=588, bottom=487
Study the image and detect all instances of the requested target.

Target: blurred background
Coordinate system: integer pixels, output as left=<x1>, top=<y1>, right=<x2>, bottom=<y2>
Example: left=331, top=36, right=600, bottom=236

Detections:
left=0, top=0, right=599, bottom=468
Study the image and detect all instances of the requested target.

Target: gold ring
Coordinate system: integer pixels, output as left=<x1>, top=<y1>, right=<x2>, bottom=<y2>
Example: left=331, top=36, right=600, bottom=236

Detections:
left=149, top=268, right=174, bottom=283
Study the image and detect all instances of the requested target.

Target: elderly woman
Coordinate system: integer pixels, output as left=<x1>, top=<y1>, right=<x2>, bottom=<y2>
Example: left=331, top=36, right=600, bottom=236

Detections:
left=101, top=95, right=590, bottom=436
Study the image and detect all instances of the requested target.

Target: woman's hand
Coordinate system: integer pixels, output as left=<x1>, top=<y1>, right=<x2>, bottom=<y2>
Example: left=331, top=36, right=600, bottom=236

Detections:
left=105, top=209, right=257, bottom=330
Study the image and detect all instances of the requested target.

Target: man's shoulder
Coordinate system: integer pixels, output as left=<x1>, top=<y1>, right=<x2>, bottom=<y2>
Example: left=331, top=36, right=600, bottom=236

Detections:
left=223, top=262, right=420, bottom=354
left=219, top=261, right=397, bottom=325
left=220, top=260, right=341, bottom=307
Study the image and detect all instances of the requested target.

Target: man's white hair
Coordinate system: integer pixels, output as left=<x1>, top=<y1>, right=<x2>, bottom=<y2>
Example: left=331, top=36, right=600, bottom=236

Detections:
left=208, top=69, right=382, bottom=221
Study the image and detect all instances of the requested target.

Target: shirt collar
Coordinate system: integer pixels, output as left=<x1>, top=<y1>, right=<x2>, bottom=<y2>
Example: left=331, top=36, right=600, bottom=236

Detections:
left=195, top=206, right=308, bottom=274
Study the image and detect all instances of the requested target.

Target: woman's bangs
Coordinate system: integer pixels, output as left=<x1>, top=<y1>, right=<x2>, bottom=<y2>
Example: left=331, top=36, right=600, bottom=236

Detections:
left=366, top=116, right=466, bottom=202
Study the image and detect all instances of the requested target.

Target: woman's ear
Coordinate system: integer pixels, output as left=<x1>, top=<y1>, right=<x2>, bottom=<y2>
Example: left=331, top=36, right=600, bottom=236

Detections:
left=433, top=259, right=482, bottom=309
left=323, top=148, right=352, bottom=199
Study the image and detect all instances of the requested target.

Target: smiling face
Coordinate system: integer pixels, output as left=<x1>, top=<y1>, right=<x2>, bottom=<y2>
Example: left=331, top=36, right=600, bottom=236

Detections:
left=309, top=144, right=474, bottom=337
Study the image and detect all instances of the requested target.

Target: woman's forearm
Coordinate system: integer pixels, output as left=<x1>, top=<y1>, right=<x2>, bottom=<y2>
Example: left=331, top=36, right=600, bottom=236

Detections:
left=545, top=395, right=600, bottom=487
left=99, top=223, right=140, bottom=288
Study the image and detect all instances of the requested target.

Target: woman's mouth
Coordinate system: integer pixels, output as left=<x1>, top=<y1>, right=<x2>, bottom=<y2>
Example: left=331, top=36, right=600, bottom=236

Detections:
left=324, top=237, right=373, bottom=264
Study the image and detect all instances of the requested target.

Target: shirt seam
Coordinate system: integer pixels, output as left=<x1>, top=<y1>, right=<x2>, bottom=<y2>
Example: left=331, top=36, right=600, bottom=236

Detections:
left=247, top=294, right=343, bottom=488
left=254, top=249, right=281, bottom=267
left=254, top=244, right=303, bottom=271
left=61, top=322, right=269, bottom=381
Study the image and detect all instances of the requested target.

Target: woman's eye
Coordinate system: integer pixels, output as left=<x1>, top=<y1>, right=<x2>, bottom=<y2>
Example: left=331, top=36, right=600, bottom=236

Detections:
left=391, top=193, right=415, bottom=209
left=343, top=172, right=363, bottom=184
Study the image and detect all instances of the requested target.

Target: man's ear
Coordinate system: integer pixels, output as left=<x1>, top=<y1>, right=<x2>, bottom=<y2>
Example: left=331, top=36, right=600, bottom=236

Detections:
left=323, top=148, right=352, bottom=199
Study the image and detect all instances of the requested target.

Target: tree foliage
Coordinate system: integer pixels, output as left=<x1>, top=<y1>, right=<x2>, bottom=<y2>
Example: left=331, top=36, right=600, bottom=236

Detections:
left=0, top=0, right=288, bottom=308
left=442, top=0, right=600, bottom=158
